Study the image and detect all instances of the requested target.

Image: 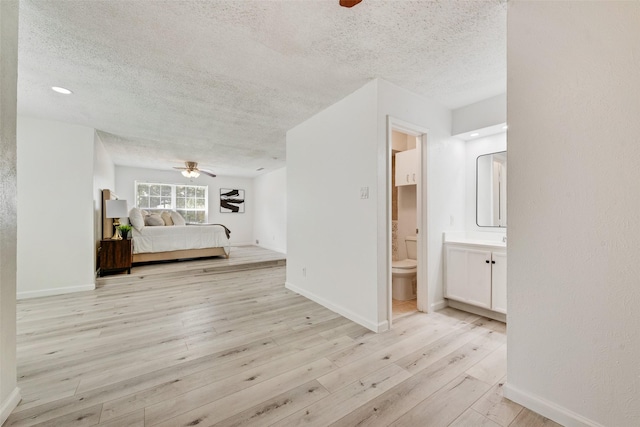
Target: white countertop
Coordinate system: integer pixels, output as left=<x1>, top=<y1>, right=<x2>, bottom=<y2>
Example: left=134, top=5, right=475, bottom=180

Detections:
left=443, top=231, right=506, bottom=249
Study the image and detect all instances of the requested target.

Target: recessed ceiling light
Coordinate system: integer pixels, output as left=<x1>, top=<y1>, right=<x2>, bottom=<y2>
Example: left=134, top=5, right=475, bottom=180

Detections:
left=51, top=86, right=72, bottom=94
left=470, top=133, right=480, bottom=137
left=502, top=125, right=508, bottom=130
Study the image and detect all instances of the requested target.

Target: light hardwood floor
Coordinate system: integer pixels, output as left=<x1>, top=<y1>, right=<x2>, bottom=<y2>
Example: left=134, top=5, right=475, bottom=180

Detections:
left=9, top=249, right=561, bottom=426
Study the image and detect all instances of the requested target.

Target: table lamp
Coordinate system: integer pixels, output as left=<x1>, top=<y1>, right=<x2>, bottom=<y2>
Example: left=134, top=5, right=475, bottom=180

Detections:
left=105, top=199, right=128, bottom=240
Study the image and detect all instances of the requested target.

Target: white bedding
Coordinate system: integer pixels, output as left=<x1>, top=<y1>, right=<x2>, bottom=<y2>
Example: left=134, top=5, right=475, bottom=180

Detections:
left=131, top=225, right=230, bottom=255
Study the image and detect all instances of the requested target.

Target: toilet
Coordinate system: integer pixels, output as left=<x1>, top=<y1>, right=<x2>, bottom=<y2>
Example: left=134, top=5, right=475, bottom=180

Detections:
left=392, top=236, right=417, bottom=300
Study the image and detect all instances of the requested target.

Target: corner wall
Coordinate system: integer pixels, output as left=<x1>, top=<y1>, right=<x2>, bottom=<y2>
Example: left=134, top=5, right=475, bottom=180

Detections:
left=17, top=116, right=96, bottom=299
left=287, top=79, right=465, bottom=331
left=114, top=166, right=255, bottom=245
left=506, top=2, right=640, bottom=426
left=253, top=167, right=286, bottom=253
left=0, top=0, right=20, bottom=423
left=286, top=81, right=380, bottom=330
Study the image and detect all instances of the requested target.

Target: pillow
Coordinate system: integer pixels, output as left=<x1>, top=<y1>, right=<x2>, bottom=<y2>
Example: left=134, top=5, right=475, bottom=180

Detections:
left=145, top=213, right=164, bottom=226
left=128, top=207, right=145, bottom=232
left=161, top=211, right=174, bottom=226
left=170, top=211, right=186, bottom=226
left=140, top=209, right=150, bottom=217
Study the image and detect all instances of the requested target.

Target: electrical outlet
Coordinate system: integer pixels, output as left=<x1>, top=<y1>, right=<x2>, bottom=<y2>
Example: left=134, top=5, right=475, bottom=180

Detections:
left=360, top=186, right=369, bottom=199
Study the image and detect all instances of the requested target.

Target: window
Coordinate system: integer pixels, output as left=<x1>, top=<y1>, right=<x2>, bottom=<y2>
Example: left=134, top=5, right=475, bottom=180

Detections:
left=135, top=182, right=208, bottom=223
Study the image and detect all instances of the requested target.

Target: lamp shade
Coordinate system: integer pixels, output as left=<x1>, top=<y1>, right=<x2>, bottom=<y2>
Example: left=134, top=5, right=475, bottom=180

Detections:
left=105, top=199, right=128, bottom=219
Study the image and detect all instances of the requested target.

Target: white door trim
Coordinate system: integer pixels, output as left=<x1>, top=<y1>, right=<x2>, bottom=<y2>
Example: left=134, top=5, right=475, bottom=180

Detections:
left=387, top=116, right=429, bottom=329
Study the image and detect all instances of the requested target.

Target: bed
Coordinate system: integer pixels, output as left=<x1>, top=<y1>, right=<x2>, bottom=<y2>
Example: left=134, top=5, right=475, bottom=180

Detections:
left=102, top=189, right=231, bottom=263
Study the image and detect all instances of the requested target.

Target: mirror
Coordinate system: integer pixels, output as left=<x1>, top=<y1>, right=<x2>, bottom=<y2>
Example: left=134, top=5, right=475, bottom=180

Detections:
left=477, top=151, right=507, bottom=227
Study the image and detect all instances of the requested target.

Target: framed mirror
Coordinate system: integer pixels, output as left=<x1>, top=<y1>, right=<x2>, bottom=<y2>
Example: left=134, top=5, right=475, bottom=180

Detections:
left=476, top=151, right=507, bottom=227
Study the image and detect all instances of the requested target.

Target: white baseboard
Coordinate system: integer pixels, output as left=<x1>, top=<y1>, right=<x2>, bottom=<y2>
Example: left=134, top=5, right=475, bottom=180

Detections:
left=431, top=299, right=447, bottom=311
left=256, top=243, right=286, bottom=254
left=17, top=283, right=95, bottom=300
left=447, top=299, right=506, bottom=323
left=503, top=382, right=605, bottom=427
left=0, top=387, right=21, bottom=425
left=285, top=281, right=385, bottom=332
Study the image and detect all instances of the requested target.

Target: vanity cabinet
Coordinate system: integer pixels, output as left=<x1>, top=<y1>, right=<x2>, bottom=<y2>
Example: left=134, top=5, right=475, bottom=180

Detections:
left=445, top=243, right=506, bottom=314
left=395, top=149, right=419, bottom=186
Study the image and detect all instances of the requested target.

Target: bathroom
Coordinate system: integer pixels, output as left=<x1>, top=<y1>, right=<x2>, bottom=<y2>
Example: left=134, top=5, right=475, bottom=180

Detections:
left=390, top=123, right=507, bottom=321
left=443, top=125, right=507, bottom=321
left=391, top=130, right=420, bottom=318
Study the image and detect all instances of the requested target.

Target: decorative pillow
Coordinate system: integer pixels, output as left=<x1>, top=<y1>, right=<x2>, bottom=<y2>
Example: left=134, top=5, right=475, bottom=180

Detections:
left=145, top=213, right=164, bottom=226
left=170, top=210, right=186, bottom=226
left=161, top=211, right=174, bottom=226
left=128, top=207, right=145, bottom=232
left=140, top=210, right=150, bottom=217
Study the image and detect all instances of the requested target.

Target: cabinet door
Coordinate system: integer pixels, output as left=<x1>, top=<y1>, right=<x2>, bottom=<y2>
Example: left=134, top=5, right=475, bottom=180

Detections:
left=491, top=252, right=507, bottom=314
left=395, top=149, right=417, bottom=186
left=445, top=246, right=492, bottom=309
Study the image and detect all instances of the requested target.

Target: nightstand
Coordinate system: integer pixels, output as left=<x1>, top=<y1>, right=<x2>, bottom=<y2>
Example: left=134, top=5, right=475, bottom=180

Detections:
left=98, top=239, right=133, bottom=277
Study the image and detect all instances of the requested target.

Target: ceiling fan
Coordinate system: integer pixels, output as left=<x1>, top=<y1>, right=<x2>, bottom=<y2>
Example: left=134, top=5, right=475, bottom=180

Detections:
left=173, top=161, right=216, bottom=178
left=339, top=0, right=362, bottom=7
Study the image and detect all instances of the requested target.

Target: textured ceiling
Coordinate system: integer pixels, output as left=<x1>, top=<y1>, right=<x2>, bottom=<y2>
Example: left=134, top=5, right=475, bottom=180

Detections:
left=17, top=0, right=506, bottom=177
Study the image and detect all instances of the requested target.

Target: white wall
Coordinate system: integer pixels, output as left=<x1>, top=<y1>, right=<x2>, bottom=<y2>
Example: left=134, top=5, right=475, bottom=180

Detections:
left=452, top=93, right=506, bottom=136
left=287, top=79, right=465, bottom=331
left=115, top=166, right=255, bottom=245
left=506, top=2, right=640, bottom=426
left=93, top=132, right=115, bottom=262
left=0, top=0, right=20, bottom=422
left=287, top=81, right=380, bottom=330
left=17, top=116, right=95, bottom=299
left=253, top=167, right=286, bottom=253
left=464, top=132, right=506, bottom=233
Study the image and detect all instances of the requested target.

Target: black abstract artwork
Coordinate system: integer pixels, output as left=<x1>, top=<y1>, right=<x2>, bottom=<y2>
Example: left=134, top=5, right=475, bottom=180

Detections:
left=220, top=188, right=245, bottom=213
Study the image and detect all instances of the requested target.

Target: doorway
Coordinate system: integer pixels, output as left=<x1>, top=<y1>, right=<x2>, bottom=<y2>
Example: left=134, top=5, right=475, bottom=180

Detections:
left=387, top=117, right=428, bottom=326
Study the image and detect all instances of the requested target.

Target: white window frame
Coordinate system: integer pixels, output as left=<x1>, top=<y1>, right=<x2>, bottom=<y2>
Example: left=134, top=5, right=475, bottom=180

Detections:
left=134, top=181, right=209, bottom=223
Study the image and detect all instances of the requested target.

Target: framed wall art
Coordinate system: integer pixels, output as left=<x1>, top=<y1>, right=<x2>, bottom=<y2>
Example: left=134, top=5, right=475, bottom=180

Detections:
left=220, top=188, right=245, bottom=213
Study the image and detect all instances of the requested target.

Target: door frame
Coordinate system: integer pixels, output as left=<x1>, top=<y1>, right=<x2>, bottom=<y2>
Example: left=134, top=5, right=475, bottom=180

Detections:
left=387, top=116, right=430, bottom=328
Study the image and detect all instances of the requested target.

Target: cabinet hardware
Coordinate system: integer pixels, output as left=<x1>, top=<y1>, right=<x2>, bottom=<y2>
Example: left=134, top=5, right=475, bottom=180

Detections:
left=491, top=260, right=496, bottom=264
left=485, top=260, right=490, bottom=263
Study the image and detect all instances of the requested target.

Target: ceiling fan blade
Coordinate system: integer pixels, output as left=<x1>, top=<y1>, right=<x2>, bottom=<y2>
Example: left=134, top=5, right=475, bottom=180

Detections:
left=339, top=0, right=362, bottom=7
left=173, top=167, right=189, bottom=170
left=200, top=170, right=217, bottom=178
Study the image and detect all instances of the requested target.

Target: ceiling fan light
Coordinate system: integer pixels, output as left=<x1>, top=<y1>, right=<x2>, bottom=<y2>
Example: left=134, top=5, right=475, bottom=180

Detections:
left=181, top=169, right=200, bottom=178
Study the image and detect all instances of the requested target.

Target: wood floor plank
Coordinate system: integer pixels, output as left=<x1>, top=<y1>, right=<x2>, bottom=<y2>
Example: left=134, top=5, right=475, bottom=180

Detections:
left=212, top=380, right=330, bottom=427
left=273, top=364, right=411, bottom=427
left=388, top=374, right=492, bottom=426
left=472, top=378, right=524, bottom=427
left=8, top=247, right=558, bottom=427
left=450, top=408, right=503, bottom=427
left=148, top=358, right=337, bottom=427
left=99, top=336, right=352, bottom=423
left=509, top=408, right=563, bottom=427
left=466, top=343, right=507, bottom=385
left=329, top=335, right=504, bottom=427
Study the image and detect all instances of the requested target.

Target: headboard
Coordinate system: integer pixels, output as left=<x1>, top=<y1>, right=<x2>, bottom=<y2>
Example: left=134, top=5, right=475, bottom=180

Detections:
left=102, top=189, right=118, bottom=239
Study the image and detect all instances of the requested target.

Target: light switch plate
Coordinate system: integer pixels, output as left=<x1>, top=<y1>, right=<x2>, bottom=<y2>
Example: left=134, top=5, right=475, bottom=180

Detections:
left=360, top=187, right=369, bottom=199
